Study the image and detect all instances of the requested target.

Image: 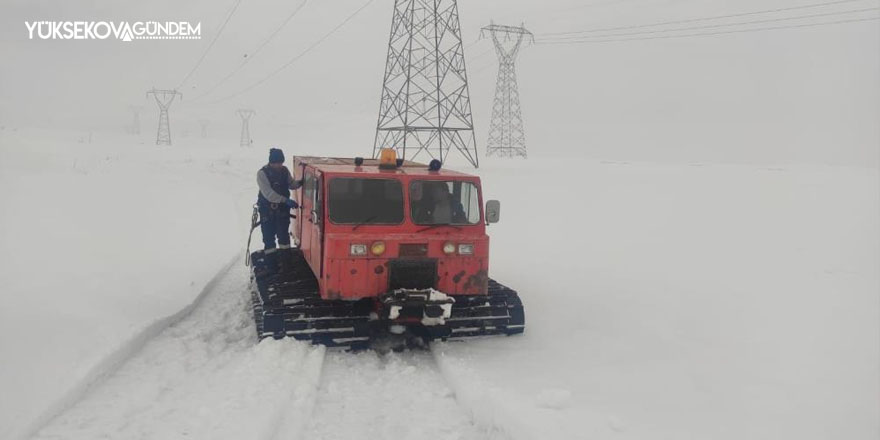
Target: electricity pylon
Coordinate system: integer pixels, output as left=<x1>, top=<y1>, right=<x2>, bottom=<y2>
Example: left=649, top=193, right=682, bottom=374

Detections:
left=481, top=23, right=533, bottom=159
left=128, top=105, right=143, bottom=135
left=237, top=109, right=255, bottom=147
left=374, top=0, right=479, bottom=168
left=146, top=88, right=182, bottom=146
left=199, top=120, right=209, bottom=139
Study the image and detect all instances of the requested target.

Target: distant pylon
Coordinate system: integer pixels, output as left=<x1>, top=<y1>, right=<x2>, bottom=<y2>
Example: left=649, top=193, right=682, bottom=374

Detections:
left=237, top=109, right=255, bottom=147
left=373, top=0, right=479, bottom=168
left=482, top=23, right=533, bottom=159
left=128, top=105, right=143, bottom=135
left=146, top=88, right=182, bottom=146
left=199, top=120, right=209, bottom=139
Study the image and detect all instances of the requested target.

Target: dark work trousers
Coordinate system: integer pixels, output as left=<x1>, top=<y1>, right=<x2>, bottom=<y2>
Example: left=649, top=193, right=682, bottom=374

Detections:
left=259, top=203, right=291, bottom=249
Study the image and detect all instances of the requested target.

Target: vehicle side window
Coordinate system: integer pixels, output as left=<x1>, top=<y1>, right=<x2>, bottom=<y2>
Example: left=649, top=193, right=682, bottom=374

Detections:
left=460, top=182, right=481, bottom=224
left=304, top=173, right=316, bottom=201
left=313, top=176, right=322, bottom=220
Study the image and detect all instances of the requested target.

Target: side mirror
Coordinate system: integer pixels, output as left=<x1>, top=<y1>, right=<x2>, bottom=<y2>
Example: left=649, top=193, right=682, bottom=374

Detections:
left=485, top=200, right=501, bottom=224
left=310, top=210, right=319, bottom=224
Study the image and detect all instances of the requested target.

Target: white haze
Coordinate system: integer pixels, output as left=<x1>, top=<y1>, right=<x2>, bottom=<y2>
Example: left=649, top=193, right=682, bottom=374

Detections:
left=0, top=0, right=878, bottom=439
left=0, top=0, right=877, bottom=166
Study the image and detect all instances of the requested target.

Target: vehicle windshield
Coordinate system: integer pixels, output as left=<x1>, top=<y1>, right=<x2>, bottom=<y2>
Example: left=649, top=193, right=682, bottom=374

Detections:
left=329, top=178, right=404, bottom=225
left=410, top=180, right=481, bottom=225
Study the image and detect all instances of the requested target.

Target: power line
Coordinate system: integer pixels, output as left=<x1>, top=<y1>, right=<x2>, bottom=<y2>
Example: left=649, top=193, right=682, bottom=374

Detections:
left=177, top=0, right=244, bottom=89
left=537, top=0, right=870, bottom=37
left=549, top=0, right=650, bottom=15
left=466, top=45, right=510, bottom=75
left=539, top=6, right=879, bottom=42
left=470, top=46, right=496, bottom=61
left=209, top=0, right=376, bottom=104
left=464, top=39, right=483, bottom=49
left=471, top=62, right=496, bottom=75
left=536, top=15, right=878, bottom=45
left=192, top=0, right=309, bottom=101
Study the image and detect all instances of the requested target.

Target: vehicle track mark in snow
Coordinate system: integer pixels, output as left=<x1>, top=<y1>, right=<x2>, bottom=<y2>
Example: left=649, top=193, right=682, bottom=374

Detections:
left=17, top=255, right=239, bottom=440
left=26, top=258, right=522, bottom=440
left=265, top=347, right=326, bottom=440
left=433, top=346, right=545, bottom=440
left=299, top=350, right=509, bottom=440
left=30, top=261, right=326, bottom=440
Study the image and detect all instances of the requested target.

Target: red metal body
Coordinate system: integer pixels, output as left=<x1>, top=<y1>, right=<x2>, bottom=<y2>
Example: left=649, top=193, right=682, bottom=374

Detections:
left=291, top=157, right=489, bottom=301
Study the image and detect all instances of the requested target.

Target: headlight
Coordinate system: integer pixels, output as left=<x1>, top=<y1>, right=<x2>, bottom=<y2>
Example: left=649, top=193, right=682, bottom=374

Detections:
left=371, top=241, right=386, bottom=256
left=458, top=243, right=475, bottom=255
left=443, top=242, right=456, bottom=254
left=350, top=244, right=367, bottom=256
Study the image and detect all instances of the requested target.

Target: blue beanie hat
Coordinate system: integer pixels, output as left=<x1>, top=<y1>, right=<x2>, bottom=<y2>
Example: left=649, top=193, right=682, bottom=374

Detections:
left=268, top=148, right=285, bottom=164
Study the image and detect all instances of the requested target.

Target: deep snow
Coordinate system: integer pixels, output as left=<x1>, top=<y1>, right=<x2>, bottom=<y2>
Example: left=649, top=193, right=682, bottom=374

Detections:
left=0, top=129, right=265, bottom=439
left=463, top=158, right=880, bottom=439
left=1, top=127, right=876, bottom=439
left=303, top=352, right=497, bottom=440
left=29, top=260, right=327, bottom=440
left=0, top=1, right=877, bottom=434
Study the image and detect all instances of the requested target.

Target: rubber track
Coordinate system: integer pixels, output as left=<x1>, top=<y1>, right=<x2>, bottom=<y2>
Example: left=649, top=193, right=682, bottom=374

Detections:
left=250, top=249, right=525, bottom=349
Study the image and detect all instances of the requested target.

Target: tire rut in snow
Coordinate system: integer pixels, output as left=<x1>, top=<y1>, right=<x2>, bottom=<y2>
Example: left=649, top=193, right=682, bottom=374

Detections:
left=299, top=350, right=509, bottom=440
left=30, top=264, right=326, bottom=440
left=432, top=346, right=539, bottom=440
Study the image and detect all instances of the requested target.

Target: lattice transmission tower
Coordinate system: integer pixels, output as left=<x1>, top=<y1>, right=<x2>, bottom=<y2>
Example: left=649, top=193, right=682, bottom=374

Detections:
left=128, top=105, right=143, bottom=135
left=146, top=88, right=182, bottom=146
left=482, top=23, right=533, bottom=158
left=374, top=0, right=479, bottom=168
left=237, top=109, right=255, bottom=147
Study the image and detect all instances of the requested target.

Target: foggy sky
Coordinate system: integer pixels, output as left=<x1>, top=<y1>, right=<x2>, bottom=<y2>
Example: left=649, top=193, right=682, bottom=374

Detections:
left=1, top=0, right=878, bottom=166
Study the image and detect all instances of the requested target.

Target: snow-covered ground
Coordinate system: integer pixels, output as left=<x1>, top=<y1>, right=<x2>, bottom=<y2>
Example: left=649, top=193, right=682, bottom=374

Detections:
left=0, top=129, right=264, bottom=439
left=1, top=126, right=876, bottom=439
left=1, top=0, right=878, bottom=436
left=441, top=159, right=880, bottom=439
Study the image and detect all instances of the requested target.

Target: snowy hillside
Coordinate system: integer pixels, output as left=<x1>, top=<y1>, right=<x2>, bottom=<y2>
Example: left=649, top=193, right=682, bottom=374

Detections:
left=1, top=127, right=876, bottom=439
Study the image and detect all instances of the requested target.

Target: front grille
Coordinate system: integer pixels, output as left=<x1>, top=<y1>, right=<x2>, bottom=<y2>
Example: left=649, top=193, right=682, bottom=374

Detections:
left=388, top=259, right=437, bottom=290
left=399, top=243, right=428, bottom=257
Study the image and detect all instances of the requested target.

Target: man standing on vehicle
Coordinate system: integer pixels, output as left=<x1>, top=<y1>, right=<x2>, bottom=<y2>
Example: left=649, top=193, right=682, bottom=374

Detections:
left=257, top=148, right=302, bottom=252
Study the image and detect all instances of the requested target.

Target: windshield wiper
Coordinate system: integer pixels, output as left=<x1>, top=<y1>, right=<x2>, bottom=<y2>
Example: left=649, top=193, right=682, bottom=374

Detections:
left=352, top=215, right=378, bottom=231
left=418, top=224, right=462, bottom=232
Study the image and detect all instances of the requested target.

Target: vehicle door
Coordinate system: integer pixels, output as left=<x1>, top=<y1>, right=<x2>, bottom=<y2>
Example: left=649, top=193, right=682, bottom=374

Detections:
left=307, top=171, right=324, bottom=274
left=300, top=170, right=316, bottom=264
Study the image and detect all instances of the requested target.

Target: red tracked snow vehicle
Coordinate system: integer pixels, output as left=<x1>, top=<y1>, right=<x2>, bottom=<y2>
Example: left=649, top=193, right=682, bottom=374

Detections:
left=249, top=150, right=524, bottom=349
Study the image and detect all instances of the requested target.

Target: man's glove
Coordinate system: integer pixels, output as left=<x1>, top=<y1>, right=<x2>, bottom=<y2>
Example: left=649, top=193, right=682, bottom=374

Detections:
left=286, top=199, right=299, bottom=209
